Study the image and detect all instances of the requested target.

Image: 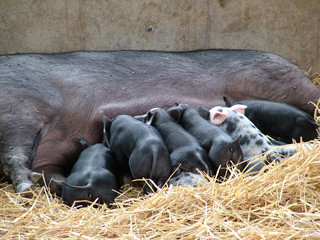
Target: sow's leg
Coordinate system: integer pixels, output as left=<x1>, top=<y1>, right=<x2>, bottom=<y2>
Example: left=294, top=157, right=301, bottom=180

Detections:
left=0, top=120, right=43, bottom=193
left=0, top=64, right=63, bottom=193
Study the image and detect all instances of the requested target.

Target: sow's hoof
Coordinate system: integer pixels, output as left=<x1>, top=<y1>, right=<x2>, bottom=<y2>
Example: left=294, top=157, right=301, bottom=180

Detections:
left=15, top=172, right=43, bottom=197
left=16, top=182, right=35, bottom=198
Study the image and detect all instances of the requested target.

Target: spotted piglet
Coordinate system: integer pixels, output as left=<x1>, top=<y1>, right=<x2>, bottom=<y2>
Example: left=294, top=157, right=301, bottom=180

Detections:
left=207, top=105, right=298, bottom=172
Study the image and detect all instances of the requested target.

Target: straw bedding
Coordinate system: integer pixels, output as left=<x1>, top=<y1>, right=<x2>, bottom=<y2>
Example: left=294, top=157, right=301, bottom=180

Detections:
left=1, top=72, right=320, bottom=239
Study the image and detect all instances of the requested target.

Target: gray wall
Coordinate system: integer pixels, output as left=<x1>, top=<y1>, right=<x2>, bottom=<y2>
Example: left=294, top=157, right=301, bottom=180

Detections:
left=1, top=0, right=319, bottom=71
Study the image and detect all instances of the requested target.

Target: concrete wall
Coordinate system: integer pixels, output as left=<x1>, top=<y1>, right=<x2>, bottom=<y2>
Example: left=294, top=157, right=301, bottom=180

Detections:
left=0, top=0, right=319, bottom=71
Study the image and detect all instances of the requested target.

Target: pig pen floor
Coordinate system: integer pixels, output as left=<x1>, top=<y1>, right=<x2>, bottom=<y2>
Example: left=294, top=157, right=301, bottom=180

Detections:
left=1, top=72, right=320, bottom=239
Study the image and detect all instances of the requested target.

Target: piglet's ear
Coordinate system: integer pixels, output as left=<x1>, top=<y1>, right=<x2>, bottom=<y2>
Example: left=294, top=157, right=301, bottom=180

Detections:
left=145, top=111, right=155, bottom=125
left=209, top=110, right=227, bottom=125
left=134, top=113, right=147, bottom=122
left=167, top=108, right=181, bottom=122
left=77, top=136, right=91, bottom=150
left=196, top=106, right=210, bottom=120
left=223, top=96, right=233, bottom=107
left=230, top=104, right=247, bottom=115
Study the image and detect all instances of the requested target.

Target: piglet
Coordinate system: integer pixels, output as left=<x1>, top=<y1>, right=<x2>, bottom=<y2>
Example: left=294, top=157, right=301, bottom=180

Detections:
left=169, top=104, right=244, bottom=178
left=103, top=114, right=171, bottom=192
left=209, top=105, right=299, bottom=173
left=142, top=107, right=211, bottom=175
left=209, top=105, right=274, bottom=157
left=62, top=132, right=118, bottom=207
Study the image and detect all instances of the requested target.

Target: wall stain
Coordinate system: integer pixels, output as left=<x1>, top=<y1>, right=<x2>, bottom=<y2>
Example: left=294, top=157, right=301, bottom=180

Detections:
left=218, top=0, right=227, bottom=8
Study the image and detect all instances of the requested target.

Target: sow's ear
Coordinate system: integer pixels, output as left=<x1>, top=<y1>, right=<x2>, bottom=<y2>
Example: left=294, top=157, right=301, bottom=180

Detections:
left=102, top=115, right=112, bottom=147
left=196, top=106, right=210, bottom=120
left=167, top=107, right=181, bottom=122
left=77, top=136, right=91, bottom=150
left=209, top=109, right=227, bottom=125
left=230, top=104, right=247, bottom=115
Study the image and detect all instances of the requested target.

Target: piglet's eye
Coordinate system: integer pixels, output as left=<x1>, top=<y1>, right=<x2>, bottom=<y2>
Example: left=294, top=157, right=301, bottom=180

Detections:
left=88, top=190, right=92, bottom=199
